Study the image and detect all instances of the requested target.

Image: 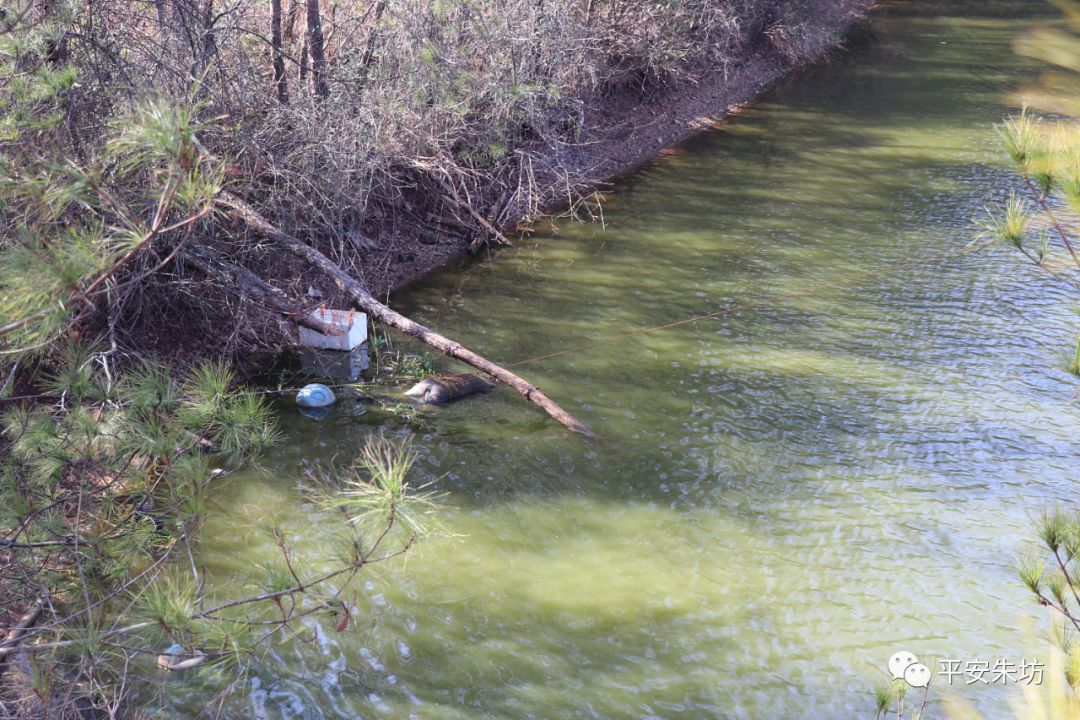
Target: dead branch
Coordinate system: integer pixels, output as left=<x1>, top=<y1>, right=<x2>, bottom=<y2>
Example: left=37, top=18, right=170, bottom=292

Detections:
left=181, top=244, right=342, bottom=336
left=218, top=193, right=594, bottom=437
left=0, top=598, right=44, bottom=668
left=424, top=212, right=470, bottom=233
left=428, top=172, right=513, bottom=247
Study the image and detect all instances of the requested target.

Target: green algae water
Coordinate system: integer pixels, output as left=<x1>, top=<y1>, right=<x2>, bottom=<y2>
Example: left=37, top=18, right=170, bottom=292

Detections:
left=184, top=1, right=1080, bottom=717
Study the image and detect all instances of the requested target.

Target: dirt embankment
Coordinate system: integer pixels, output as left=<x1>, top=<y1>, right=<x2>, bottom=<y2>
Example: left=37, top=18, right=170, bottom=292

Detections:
left=365, top=0, right=877, bottom=298
left=119, top=0, right=879, bottom=369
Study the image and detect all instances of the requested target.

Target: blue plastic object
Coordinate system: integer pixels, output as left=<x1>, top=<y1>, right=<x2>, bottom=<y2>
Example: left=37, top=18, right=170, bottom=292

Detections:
left=296, top=384, right=336, bottom=408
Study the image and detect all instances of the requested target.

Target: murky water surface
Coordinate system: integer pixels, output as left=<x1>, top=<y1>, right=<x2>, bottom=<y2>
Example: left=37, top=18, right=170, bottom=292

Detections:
left=184, top=1, right=1080, bottom=717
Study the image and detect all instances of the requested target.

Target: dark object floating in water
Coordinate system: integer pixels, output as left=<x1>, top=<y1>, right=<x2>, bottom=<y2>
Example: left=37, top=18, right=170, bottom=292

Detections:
left=405, top=373, right=496, bottom=404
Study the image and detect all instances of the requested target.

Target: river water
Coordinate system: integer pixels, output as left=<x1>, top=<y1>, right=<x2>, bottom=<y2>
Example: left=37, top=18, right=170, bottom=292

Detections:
left=185, top=1, right=1080, bottom=717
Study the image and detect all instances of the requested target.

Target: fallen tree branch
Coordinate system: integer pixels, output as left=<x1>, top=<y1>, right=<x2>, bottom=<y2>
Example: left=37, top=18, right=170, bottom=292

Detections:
left=425, top=211, right=470, bottom=233
left=217, top=193, right=594, bottom=437
left=0, top=598, right=44, bottom=668
left=428, top=173, right=513, bottom=247
left=0, top=538, right=75, bottom=548
left=488, top=188, right=511, bottom=226
left=182, top=244, right=342, bottom=336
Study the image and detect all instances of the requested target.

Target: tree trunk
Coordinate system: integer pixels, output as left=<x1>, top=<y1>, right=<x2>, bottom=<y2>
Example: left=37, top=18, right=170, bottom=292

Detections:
left=306, top=0, right=329, bottom=99
left=356, top=0, right=386, bottom=93
left=271, top=0, right=289, bottom=103
left=169, top=0, right=216, bottom=80
left=199, top=0, right=217, bottom=75
left=300, top=38, right=309, bottom=86
left=218, top=194, right=594, bottom=437
left=284, top=0, right=301, bottom=44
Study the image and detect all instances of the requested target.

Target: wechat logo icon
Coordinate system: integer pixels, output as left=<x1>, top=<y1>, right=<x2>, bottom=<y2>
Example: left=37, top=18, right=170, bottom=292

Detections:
left=889, top=651, right=931, bottom=688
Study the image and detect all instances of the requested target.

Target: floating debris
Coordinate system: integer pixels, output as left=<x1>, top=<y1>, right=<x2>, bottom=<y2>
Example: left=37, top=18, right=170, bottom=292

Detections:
left=404, top=373, right=496, bottom=404
left=299, top=309, right=370, bottom=381
left=296, top=383, right=336, bottom=408
left=156, top=643, right=206, bottom=672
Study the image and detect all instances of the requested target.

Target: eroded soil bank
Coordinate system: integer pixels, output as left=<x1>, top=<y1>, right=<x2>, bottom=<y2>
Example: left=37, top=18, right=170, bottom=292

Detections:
left=371, top=0, right=878, bottom=297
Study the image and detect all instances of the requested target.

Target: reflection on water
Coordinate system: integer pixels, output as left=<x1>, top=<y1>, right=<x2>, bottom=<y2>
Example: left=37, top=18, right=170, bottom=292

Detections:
left=180, top=0, right=1079, bottom=717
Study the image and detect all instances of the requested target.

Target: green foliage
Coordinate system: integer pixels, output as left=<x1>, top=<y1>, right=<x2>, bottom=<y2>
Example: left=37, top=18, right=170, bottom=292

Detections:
left=1, top=341, right=277, bottom=602
left=978, top=192, right=1031, bottom=250
left=124, top=361, right=181, bottom=415
left=1013, top=509, right=1080, bottom=700
left=387, top=352, right=437, bottom=380
left=369, top=333, right=437, bottom=380
left=1063, top=335, right=1080, bottom=377
left=1019, top=555, right=1046, bottom=596
left=40, top=341, right=108, bottom=402
left=1041, top=510, right=1075, bottom=554
left=137, top=573, right=200, bottom=635
left=0, top=90, right=221, bottom=355
left=199, top=618, right=251, bottom=673
left=873, top=682, right=895, bottom=715
left=999, top=109, right=1048, bottom=181
left=322, top=435, right=440, bottom=537
left=873, top=679, right=914, bottom=720
left=210, top=392, right=279, bottom=464
left=375, top=400, right=429, bottom=429
left=0, top=2, right=76, bottom=141
left=0, top=350, right=434, bottom=714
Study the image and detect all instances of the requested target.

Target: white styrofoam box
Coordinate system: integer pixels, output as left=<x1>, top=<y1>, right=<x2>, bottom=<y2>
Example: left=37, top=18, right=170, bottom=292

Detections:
left=298, top=309, right=368, bottom=351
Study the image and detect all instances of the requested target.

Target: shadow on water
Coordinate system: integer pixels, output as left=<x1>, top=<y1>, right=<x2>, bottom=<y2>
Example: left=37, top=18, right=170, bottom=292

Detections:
left=163, top=0, right=1080, bottom=718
